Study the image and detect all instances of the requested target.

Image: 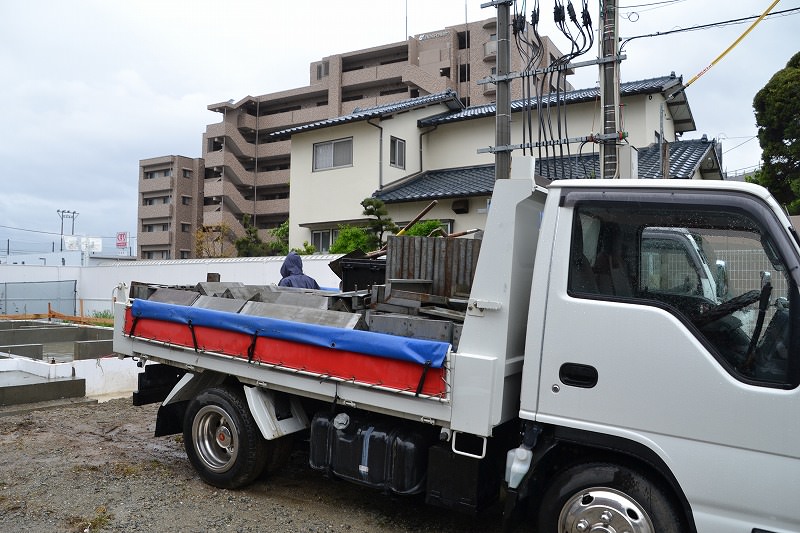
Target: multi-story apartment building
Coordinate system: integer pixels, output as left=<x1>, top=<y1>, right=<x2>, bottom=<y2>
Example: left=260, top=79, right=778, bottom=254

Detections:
left=138, top=155, right=203, bottom=259
left=200, top=17, right=570, bottom=252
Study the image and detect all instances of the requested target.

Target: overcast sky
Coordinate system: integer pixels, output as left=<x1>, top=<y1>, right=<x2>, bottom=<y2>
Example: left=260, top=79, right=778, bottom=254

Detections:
left=1, top=0, right=797, bottom=256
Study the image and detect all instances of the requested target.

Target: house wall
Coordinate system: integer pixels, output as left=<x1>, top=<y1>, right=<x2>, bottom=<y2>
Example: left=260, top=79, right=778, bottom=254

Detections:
left=289, top=104, right=456, bottom=248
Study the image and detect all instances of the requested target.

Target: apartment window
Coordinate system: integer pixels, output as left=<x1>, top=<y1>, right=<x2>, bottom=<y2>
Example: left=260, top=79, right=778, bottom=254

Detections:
left=313, top=138, right=353, bottom=171
left=311, top=228, right=339, bottom=253
left=145, top=169, right=173, bottom=179
left=143, top=198, right=154, bottom=206
left=182, top=169, right=192, bottom=178
left=181, top=196, right=191, bottom=205
left=180, top=251, right=191, bottom=259
left=181, top=223, right=191, bottom=233
left=390, top=137, right=406, bottom=169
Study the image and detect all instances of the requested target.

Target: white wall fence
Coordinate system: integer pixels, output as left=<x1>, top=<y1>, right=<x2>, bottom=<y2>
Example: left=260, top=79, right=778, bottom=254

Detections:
left=0, top=255, right=344, bottom=317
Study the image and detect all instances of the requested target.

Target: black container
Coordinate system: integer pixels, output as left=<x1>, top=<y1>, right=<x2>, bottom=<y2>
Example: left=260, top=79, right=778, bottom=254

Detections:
left=309, top=411, right=433, bottom=495
left=340, top=258, right=386, bottom=292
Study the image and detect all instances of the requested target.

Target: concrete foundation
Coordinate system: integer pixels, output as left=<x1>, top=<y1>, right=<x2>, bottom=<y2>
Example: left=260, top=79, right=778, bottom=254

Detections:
left=0, top=370, right=85, bottom=406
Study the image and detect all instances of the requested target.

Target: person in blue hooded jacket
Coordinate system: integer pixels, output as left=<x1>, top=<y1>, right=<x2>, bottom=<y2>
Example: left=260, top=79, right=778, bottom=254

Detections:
left=278, top=251, right=320, bottom=289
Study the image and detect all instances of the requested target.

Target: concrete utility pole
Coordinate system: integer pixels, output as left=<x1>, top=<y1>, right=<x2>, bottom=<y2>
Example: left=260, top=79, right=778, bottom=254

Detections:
left=494, top=0, right=512, bottom=181
left=599, top=0, right=620, bottom=179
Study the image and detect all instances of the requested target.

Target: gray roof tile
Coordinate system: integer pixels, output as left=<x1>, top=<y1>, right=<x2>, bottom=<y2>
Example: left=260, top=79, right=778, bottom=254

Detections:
left=418, top=75, right=686, bottom=127
left=375, top=138, right=718, bottom=202
left=270, top=90, right=463, bottom=139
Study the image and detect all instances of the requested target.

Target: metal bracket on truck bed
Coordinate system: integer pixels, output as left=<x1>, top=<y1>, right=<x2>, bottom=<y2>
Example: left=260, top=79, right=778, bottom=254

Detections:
left=466, top=299, right=502, bottom=317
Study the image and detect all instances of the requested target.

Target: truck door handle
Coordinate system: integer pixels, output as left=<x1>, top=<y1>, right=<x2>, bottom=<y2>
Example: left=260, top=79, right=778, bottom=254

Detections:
left=559, top=363, right=598, bottom=388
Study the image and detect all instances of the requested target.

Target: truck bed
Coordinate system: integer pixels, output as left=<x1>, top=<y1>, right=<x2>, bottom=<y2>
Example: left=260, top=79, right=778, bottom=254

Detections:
left=114, top=293, right=455, bottom=425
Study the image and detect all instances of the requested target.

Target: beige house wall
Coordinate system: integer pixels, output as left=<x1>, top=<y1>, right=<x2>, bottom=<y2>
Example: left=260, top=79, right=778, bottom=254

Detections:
left=289, top=105, right=452, bottom=248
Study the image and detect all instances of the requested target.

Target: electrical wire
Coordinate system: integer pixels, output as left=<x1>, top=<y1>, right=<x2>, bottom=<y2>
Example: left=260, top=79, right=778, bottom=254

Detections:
left=620, top=7, right=800, bottom=51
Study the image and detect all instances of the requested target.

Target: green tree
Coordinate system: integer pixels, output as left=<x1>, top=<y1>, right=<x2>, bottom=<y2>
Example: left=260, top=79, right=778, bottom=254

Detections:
left=234, top=214, right=271, bottom=257
left=330, top=225, right=376, bottom=254
left=404, top=219, right=444, bottom=237
left=752, top=52, right=800, bottom=213
left=268, top=220, right=290, bottom=256
left=361, top=198, right=398, bottom=246
left=291, top=241, right=316, bottom=255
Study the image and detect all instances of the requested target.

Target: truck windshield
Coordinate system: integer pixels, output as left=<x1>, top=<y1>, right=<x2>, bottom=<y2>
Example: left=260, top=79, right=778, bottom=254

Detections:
left=568, top=201, right=797, bottom=387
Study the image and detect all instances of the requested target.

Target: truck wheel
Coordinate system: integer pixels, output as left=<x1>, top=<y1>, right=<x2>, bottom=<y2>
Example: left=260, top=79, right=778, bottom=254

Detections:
left=183, top=386, right=267, bottom=489
left=536, top=462, right=686, bottom=533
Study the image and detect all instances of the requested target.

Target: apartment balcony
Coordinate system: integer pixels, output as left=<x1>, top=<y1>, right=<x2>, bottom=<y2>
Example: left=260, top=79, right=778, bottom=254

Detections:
left=139, top=176, right=174, bottom=193
left=254, top=197, right=289, bottom=216
left=259, top=168, right=290, bottom=188
left=139, top=204, right=173, bottom=220
left=205, top=151, right=291, bottom=189
left=202, top=211, right=245, bottom=238
left=341, top=63, right=406, bottom=88
left=483, top=40, right=498, bottom=61
left=137, top=231, right=172, bottom=247
left=237, top=106, right=330, bottom=131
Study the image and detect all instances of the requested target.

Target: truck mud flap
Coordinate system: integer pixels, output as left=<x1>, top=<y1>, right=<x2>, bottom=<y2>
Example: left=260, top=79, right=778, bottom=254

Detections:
left=132, top=364, right=187, bottom=406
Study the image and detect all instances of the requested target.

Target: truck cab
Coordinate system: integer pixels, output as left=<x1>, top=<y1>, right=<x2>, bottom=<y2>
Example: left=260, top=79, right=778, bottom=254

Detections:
left=517, top=179, right=799, bottom=532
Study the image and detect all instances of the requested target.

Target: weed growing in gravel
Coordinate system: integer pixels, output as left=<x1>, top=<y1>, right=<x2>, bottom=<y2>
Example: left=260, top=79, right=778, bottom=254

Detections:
left=66, top=505, right=113, bottom=532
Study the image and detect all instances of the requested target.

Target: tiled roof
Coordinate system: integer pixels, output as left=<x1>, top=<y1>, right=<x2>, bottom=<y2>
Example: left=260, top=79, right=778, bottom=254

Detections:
left=418, top=75, right=690, bottom=129
left=637, top=138, right=720, bottom=178
left=270, top=90, right=463, bottom=140
left=375, top=164, right=496, bottom=203
left=374, top=138, right=719, bottom=202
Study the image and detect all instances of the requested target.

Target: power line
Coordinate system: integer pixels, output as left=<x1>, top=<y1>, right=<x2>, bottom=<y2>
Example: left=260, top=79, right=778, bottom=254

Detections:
left=620, top=7, right=800, bottom=50
left=0, top=224, right=60, bottom=236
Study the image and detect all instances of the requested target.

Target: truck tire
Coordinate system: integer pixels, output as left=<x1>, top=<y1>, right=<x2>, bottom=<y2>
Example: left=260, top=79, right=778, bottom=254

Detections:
left=536, top=462, right=686, bottom=533
left=183, top=386, right=268, bottom=489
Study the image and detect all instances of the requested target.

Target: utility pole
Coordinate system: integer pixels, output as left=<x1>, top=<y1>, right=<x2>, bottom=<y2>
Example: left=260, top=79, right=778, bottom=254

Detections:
left=494, top=0, right=512, bottom=181
left=599, top=0, right=620, bottom=179
left=56, top=210, right=78, bottom=251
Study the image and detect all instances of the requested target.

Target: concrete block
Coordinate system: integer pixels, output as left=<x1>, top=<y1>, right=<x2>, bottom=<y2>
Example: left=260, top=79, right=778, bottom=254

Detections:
left=73, top=340, right=115, bottom=360
left=0, top=344, right=44, bottom=359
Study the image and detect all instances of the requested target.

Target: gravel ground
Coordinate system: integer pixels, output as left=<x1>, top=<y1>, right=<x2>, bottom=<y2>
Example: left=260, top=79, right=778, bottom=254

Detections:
left=0, top=398, right=508, bottom=533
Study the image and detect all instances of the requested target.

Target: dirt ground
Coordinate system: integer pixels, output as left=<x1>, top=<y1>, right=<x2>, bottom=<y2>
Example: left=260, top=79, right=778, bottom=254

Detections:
left=0, top=398, right=508, bottom=533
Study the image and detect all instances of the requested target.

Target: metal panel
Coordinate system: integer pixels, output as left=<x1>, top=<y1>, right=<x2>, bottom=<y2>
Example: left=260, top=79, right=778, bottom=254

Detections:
left=0, top=280, right=76, bottom=316
left=368, top=313, right=452, bottom=343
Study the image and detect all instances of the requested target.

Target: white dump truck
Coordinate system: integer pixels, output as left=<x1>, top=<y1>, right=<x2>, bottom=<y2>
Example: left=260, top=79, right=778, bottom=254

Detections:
left=113, top=178, right=799, bottom=533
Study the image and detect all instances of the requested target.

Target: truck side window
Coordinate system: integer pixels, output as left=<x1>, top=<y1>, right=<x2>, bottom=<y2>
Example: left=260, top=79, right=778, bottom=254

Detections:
left=568, top=202, right=797, bottom=387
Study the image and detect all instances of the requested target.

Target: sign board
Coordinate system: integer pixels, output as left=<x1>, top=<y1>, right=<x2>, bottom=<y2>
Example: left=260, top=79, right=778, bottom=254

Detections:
left=84, top=237, right=102, bottom=253
left=116, top=232, right=128, bottom=248
left=63, top=235, right=81, bottom=251
left=62, top=236, right=103, bottom=253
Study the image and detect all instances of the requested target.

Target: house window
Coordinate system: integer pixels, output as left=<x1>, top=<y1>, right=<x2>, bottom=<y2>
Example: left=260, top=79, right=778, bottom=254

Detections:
left=390, top=137, right=406, bottom=169
left=313, top=138, right=353, bottom=171
left=311, top=228, right=339, bottom=253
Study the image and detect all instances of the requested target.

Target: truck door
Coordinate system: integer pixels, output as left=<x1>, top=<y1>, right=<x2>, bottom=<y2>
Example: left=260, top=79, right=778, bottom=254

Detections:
left=534, top=188, right=800, bottom=532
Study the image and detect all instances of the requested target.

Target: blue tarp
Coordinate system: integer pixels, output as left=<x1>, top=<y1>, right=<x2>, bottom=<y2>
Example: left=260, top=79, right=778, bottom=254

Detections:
left=130, top=299, right=449, bottom=368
